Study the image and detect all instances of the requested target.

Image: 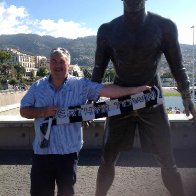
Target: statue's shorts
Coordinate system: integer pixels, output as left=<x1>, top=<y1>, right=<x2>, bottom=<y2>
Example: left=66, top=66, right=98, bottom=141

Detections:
left=102, top=104, right=174, bottom=160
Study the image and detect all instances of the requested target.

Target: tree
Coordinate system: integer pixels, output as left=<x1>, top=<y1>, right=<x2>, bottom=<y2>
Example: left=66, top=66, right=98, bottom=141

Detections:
left=104, top=68, right=115, bottom=83
left=0, top=50, right=13, bottom=81
left=9, top=77, right=19, bottom=87
left=0, top=50, right=11, bottom=63
left=161, top=72, right=173, bottom=78
left=36, top=67, right=49, bottom=77
left=72, top=70, right=79, bottom=77
left=13, top=63, right=26, bottom=81
left=83, top=68, right=92, bottom=79
left=0, top=63, right=12, bottom=76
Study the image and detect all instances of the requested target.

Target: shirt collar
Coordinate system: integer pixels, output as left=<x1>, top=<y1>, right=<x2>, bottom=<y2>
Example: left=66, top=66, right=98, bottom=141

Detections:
left=48, top=74, right=69, bottom=90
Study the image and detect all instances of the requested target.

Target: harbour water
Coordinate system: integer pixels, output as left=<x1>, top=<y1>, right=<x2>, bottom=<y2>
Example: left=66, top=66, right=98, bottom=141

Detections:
left=164, top=96, right=184, bottom=110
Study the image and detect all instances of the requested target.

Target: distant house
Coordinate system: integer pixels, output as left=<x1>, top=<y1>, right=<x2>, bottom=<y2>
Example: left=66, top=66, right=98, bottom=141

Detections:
left=36, top=56, right=48, bottom=68
left=5, top=48, right=37, bottom=78
left=3, top=48, right=83, bottom=79
left=69, top=64, right=83, bottom=77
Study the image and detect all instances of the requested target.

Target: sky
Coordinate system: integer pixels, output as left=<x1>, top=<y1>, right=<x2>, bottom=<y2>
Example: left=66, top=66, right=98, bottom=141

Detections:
left=0, top=0, right=195, bottom=45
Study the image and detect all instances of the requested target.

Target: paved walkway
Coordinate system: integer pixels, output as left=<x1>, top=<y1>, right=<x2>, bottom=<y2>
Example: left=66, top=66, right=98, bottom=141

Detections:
left=0, top=149, right=196, bottom=196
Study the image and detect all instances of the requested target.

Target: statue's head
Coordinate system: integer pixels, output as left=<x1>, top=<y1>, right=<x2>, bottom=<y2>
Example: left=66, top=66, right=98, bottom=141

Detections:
left=122, top=0, right=147, bottom=12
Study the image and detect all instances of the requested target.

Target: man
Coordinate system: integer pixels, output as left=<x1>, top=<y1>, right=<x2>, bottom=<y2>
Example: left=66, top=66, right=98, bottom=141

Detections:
left=91, top=0, right=196, bottom=196
left=20, top=47, right=149, bottom=196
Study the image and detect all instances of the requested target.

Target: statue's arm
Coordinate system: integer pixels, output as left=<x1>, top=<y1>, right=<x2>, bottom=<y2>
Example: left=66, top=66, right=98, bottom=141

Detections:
left=161, top=20, right=190, bottom=97
left=91, top=24, right=111, bottom=83
left=162, top=20, right=196, bottom=120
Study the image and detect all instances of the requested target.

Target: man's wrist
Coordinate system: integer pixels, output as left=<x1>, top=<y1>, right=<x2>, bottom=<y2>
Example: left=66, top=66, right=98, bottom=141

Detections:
left=39, top=108, right=45, bottom=118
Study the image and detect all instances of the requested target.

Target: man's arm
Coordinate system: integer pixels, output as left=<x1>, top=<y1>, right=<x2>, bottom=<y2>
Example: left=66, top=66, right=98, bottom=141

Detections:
left=99, top=84, right=150, bottom=98
left=20, top=106, right=58, bottom=119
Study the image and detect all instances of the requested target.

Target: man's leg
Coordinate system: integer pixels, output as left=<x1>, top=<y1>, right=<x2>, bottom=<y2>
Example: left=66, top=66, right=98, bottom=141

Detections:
left=56, top=153, right=78, bottom=196
left=30, top=155, right=55, bottom=196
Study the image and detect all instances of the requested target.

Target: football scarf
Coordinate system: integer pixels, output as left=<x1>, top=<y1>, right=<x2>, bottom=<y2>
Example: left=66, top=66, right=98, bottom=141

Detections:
left=39, top=86, right=163, bottom=148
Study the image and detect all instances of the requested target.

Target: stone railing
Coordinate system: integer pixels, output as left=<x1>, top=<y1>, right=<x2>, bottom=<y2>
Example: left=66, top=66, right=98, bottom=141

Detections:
left=0, top=90, right=26, bottom=107
left=0, top=115, right=195, bottom=150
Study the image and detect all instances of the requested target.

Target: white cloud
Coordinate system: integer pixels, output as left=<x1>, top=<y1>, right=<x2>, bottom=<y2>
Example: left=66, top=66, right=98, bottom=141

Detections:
left=0, top=2, right=96, bottom=39
left=36, top=19, right=96, bottom=39
left=0, top=2, right=30, bottom=35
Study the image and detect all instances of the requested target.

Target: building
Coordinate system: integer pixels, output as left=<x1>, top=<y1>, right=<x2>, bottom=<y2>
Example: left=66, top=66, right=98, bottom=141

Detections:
left=5, top=48, right=37, bottom=78
left=36, top=56, right=48, bottom=68
left=3, top=48, right=84, bottom=78
left=69, top=64, right=84, bottom=77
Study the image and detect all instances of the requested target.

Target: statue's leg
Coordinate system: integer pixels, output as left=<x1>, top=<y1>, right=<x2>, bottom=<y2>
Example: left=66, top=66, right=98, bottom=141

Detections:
left=155, top=152, right=185, bottom=196
left=95, top=114, right=136, bottom=196
left=95, top=150, right=120, bottom=196
left=138, top=105, right=185, bottom=196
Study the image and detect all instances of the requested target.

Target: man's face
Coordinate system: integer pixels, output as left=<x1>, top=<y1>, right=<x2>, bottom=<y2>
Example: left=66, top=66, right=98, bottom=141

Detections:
left=123, top=0, right=146, bottom=13
left=50, top=53, right=69, bottom=78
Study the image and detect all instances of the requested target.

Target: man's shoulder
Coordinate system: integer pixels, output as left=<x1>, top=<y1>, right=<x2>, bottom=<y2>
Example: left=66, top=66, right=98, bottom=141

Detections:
left=67, top=75, right=87, bottom=85
left=36, top=76, right=48, bottom=83
left=32, top=76, right=49, bottom=88
left=67, top=74, right=81, bottom=82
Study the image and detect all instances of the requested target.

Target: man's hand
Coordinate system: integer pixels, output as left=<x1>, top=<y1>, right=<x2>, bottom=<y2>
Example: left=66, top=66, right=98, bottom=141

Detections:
left=42, top=106, right=58, bottom=118
left=182, top=97, right=196, bottom=121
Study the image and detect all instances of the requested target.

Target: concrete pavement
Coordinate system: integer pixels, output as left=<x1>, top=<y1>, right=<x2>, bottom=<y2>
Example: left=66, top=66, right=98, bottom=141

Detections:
left=0, top=106, right=196, bottom=195
left=0, top=149, right=196, bottom=196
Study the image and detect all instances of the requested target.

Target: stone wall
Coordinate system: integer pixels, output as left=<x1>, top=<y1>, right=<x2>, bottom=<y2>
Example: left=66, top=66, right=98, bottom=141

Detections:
left=0, top=118, right=195, bottom=150
left=0, top=91, right=26, bottom=107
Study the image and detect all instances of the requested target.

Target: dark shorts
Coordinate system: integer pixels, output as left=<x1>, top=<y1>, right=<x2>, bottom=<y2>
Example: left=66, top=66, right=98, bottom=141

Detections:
left=30, top=153, right=78, bottom=196
left=102, top=104, right=173, bottom=157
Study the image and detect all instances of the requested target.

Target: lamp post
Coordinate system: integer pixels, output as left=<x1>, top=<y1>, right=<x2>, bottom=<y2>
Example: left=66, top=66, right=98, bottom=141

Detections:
left=191, top=26, right=195, bottom=102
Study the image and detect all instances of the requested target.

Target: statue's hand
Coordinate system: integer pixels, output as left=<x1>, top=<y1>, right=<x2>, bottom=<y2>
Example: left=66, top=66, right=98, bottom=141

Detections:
left=182, top=97, right=196, bottom=121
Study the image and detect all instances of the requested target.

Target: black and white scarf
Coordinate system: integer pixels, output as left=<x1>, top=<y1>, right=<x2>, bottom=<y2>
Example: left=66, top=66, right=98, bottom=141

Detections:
left=40, top=86, right=163, bottom=148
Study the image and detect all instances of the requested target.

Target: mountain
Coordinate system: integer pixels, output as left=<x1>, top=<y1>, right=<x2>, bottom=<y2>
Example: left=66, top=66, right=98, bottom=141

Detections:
left=0, top=34, right=193, bottom=69
left=0, top=34, right=96, bottom=66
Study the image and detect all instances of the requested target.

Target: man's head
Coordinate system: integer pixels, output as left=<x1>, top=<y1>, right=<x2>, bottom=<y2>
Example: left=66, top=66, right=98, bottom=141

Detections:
left=49, top=47, right=70, bottom=78
left=122, top=0, right=147, bottom=13
left=50, top=47, right=71, bottom=64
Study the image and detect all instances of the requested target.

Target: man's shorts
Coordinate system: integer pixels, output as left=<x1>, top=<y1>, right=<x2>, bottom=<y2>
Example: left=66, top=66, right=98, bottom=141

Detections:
left=102, top=104, right=173, bottom=155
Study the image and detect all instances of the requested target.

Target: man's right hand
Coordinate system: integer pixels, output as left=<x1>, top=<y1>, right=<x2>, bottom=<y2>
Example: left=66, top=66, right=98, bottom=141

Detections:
left=42, top=107, right=58, bottom=118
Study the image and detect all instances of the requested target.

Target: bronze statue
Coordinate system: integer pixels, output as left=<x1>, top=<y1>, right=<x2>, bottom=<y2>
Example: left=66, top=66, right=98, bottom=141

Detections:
left=91, top=0, right=196, bottom=196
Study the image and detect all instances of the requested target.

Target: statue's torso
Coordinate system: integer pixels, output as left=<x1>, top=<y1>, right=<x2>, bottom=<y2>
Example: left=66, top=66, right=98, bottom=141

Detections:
left=104, top=13, right=165, bottom=86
